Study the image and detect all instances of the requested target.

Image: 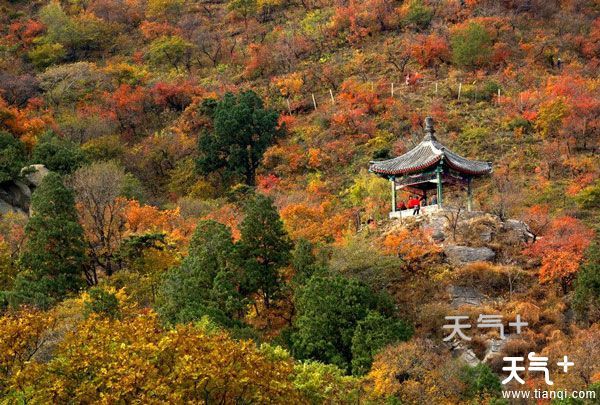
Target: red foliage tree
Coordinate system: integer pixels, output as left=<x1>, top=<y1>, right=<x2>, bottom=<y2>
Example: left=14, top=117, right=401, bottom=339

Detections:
left=410, top=33, right=450, bottom=76
left=524, top=216, right=594, bottom=293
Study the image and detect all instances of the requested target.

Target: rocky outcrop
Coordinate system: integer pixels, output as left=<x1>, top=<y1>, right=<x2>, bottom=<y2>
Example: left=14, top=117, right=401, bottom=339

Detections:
left=448, top=285, right=484, bottom=307
left=21, top=164, right=50, bottom=188
left=447, top=340, right=481, bottom=367
left=503, top=219, right=535, bottom=243
left=444, top=245, right=496, bottom=265
left=0, top=165, right=49, bottom=215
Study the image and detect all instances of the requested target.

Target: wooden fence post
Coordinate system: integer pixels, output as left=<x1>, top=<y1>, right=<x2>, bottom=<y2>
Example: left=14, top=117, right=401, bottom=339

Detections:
left=457, top=83, right=462, bottom=100
left=311, top=93, right=317, bottom=110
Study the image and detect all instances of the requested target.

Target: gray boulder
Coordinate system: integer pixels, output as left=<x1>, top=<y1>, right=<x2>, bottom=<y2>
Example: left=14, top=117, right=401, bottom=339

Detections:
left=0, top=198, right=26, bottom=215
left=503, top=219, right=535, bottom=243
left=0, top=180, right=31, bottom=213
left=448, top=285, right=484, bottom=307
left=448, top=340, right=481, bottom=367
left=444, top=245, right=495, bottom=265
left=21, top=164, right=50, bottom=188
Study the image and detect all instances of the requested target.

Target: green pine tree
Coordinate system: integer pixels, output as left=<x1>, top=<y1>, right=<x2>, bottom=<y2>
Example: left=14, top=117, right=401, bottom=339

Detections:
left=0, top=131, right=27, bottom=183
left=291, top=238, right=326, bottom=286
left=291, top=275, right=390, bottom=373
left=350, top=311, right=413, bottom=375
left=8, top=172, right=87, bottom=309
left=157, top=220, right=246, bottom=326
left=237, top=194, right=292, bottom=311
left=573, top=240, right=600, bottom=322
left=196, top=91, right=282, bottom=186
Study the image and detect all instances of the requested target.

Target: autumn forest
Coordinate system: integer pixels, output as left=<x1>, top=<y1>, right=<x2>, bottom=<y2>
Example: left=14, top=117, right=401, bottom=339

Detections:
left=0, top=0, right=599, bottom=403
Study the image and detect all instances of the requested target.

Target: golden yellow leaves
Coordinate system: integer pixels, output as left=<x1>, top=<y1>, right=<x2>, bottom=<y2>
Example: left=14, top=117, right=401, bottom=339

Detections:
left=3, top=309, right=303, bottom=403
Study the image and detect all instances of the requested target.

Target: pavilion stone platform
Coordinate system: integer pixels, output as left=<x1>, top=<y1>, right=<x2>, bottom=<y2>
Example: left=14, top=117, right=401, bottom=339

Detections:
left=369, top=117, right=492, bottom=218
left=388, top=204, right=441, bottom=219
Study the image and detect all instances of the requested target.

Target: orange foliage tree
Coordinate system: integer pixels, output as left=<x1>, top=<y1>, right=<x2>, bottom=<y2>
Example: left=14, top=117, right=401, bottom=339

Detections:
left=524, top=216, right=594, bottom=293
left=124, top=199, right=193, bottom=243
left=365, top=339, right=462, bottom=403
left=382, top=227, right=441, bottom=263
left=410, top=33, right=450, bottom=76
left=0, top=97, right=54, bottom=146
left=280, top=200, right=352, bottom=243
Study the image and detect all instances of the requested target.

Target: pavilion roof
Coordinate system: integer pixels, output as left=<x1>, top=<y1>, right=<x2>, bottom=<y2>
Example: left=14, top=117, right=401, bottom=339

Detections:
left=369, top=117, right=492, bottom=177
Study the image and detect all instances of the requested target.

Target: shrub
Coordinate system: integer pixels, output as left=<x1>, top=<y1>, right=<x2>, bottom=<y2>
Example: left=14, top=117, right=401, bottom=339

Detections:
left=576, top=180, right=600, bottom=210
left=452, top=262, right=526, bottom=296
left=28, top=43, right=66, bottom=69
left=403, top=0, right=433, bottom=30
left=462, top=81, right=500, bottom=102
left=0, top=131, right=27, bottom=183
left=451, top=22, right=493, bottom=68
left=83, top=288, right=121, bottom=320
left=32, top=132, right=87, bottom=175
left=459, top=363, right=502, bottom=399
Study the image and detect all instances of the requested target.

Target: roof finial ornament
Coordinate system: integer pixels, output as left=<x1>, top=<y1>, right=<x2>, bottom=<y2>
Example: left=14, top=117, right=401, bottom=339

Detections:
left=424, top=116, right=436, bottom=141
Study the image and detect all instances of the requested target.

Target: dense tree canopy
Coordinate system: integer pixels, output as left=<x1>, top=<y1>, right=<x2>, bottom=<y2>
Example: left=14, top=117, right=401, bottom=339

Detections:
left=292, top=275, right=405, bottom=373
left=238, top=194, right=292, bottom=311
left=0, top=0, right=598, bottom=401
left=32, top=131, right=87, bottom=175
left=157, top=220, right=246, bottom=326
left=8, top=173, right=86, bottom=309
left=0, top=131, right=27, bottom=183
left=196, top=91, right=283, bottom=186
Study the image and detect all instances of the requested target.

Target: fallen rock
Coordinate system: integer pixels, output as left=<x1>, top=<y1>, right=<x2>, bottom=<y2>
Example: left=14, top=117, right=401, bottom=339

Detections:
left=444, top=245, right=495, bottom=265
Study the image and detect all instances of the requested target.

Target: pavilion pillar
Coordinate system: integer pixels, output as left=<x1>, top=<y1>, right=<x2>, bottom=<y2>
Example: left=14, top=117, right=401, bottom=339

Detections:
left=436, top=166, right=443, bottom=208
left=390, top=177, right=397, bottom=212
left=467, top=177, right=473, bottom=212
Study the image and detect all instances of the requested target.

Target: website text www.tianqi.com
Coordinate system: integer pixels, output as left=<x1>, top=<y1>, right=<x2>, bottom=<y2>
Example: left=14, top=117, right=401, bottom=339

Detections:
left=502, top=389, right=597, bottom=400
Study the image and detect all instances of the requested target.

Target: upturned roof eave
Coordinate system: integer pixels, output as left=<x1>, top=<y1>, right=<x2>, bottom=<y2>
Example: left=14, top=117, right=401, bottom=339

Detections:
left=368, top=156, right=442, bottom=176
left=369, top=154, right=492, bottom=177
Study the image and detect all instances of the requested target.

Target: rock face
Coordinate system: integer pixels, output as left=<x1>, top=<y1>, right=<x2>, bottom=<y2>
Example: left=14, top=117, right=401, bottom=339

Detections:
left=448, top=285, right=484, bottom=307
left=0, top=165, right=50, bottom=215
left=447, top=340, right=481, bottom=367
left=0, top=198, right=25, bottom=215
left=503, top=219, right=535, bottom=243
left=21, top=164, right=50, bottom=188
left=380, top=208, right=534, bottom=268
left=444, top=245, right=495, bottom=265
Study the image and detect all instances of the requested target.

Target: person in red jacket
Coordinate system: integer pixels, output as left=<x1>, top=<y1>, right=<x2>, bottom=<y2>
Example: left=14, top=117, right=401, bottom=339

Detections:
left=413, top=198, right=421, bottom=215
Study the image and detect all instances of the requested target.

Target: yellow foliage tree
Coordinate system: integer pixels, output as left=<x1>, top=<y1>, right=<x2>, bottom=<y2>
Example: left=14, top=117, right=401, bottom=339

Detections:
left=365, top=339, right=463, bottom=404
left=0, top=309, right=56, bottom=397
left=11, top=311, right=304, bottom=403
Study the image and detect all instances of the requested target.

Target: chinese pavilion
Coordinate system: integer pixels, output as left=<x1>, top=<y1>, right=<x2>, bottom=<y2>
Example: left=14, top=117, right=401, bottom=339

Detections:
left=369, top=117, right=492, bottom=218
